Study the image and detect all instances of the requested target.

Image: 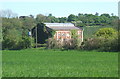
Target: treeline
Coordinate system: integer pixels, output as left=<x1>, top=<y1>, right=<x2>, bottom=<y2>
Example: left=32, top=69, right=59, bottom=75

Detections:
left=0, top=10, right=119, bottom=51
left=35, top=12, right=118, bottom=27
left=1, top=10, right=118, bottom=26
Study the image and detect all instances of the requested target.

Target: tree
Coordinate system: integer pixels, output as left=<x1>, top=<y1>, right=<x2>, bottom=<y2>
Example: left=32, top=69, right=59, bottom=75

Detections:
left=100, top=13, right=110, bottom=18
left=2, top=18, right=19, bottom=49
left=67, top=14, right=76, bottom=22
left=0, top=9, right=18, bottom=18
left=48, top=13, right=52, bottom=17
left=36, top=14, right=47, bottom=23
left=2, top=17, right=34, bottom=50
left=19, top=16, right=36, bottom=37
left=78, top=13, right=83, bottom=17
left=95, top=12, right=99, bottom=16
left=59, top=17, right=67, bottom=23
left=95, top=28, right=117, bottom=39
left=111, top=13, right=114, bottom=16
left=29, top=14, right=34, bottom=18
left=47, top=15, right=59, bottom=23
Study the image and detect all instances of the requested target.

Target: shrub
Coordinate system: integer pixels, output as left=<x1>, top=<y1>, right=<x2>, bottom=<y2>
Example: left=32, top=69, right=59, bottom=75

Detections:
left=98, top=38, right=118, bottom=52
left=95, top=27, right=117, bottom=39
left=2, top=36, right=34, bottom=50
left=46, top=38, right=82, bottom=50
left=82, top=37, right=119, bottom=52
left=81, top=37, right=104, bottom=50
left=2, top=33, right=20, bottom=50
left=2, top=37, right=18, bottom=50
left=17, top=36, right=34, bottom=49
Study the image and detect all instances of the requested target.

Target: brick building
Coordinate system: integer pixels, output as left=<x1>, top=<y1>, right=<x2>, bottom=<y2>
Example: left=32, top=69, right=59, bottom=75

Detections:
left=45, top=23, right=83, bottom=42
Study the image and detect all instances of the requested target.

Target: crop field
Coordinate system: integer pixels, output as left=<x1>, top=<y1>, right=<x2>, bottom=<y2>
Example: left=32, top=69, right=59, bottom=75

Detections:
left=2, top=48, right=118, bottom=77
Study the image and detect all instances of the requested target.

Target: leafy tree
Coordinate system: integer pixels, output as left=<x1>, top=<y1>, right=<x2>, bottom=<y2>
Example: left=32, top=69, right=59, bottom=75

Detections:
left=29, top=14, right=34, bottom=18
left=2, top=28, right=21, bottom=49
left=36, top=14, right=47, bottom=23
left=95, top=12, right=99, bottom=16
left=2, top=17, right=34, bottom=50
left=100, top=13, right=110, bottom=18
left=95, top=28, right=117, bottom=39
left=78, top=13, right=83, bottom=17
left=67, top=14, right=76, bottom=22
left=59, top=17, right=67, bottom=23
left=19, top=16, right=36, bottom=37
left=111, top=13, right=114, bottom=16
left=48, top=13, right=52, bottom=17
left=47, top=15, right=59, bottom=23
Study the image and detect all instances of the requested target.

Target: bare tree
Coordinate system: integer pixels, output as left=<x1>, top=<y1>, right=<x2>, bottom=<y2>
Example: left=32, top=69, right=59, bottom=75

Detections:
left=0, top=9, right=18, bottom=18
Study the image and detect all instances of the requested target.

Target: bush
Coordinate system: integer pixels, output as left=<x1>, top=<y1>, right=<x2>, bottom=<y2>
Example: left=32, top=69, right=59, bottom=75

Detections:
left=2, top=37, right=18, bottom=50
left=81, top=38, right=104, bottom=50
left=99, top=38, right=118, bottom=52
left=46, top=38, right=82, bottom=50
left=82, top=37, right=119, bottom=52
left=17, top=36, right=34, bottom=49
left=2, top=36, right=34, bottom=50
left=46, top=38, right=59, bottom=49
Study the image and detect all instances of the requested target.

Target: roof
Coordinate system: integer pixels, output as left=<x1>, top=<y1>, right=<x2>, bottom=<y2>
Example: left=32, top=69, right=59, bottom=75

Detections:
left=44, top=23, right=82, bottom=30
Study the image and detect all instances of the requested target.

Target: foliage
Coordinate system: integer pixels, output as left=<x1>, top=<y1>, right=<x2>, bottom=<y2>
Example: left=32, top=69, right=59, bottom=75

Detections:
left=83, top=26, right=113, bottom=39
left=58, top=17, right=67, bottom=23
left=2, top=28, right=21, bottom=50
left=70, top=30, right=78, bottom=38
left=2, top=49, right=118, bottom=77
left=46, top=38, right=78, bottom=50
left=2, top=30, right=34, bottom=50
left=82, top=27, right=119, bottom=52
left=36, top=14, right=47, bottom=23
left=1, top=10, right=119, bottom=50
left=17, top=36, right=34, bottom=49
left=95, top=28, right=117, bottom=39
left=70, top=30, right=82, bottom=49
left=2, top=17, right=35, bottom=50
left=82, top=37, right=105, bottom=51
left=67, top=14, right=76, bottom=22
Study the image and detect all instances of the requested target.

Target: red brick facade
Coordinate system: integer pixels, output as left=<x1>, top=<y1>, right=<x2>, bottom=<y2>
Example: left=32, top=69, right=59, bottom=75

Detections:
left=54, top=30, right=83, bottom=41
left=44, top=23, right=83, bottom=42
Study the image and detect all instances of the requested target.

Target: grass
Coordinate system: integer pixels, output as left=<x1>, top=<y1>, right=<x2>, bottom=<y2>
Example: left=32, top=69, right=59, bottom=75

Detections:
left=2, top=48, right=118, bottom=77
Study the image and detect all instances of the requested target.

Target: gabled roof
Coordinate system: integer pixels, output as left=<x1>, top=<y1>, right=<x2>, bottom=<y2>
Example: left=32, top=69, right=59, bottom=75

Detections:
left=44, top=23, right=82, bottom=30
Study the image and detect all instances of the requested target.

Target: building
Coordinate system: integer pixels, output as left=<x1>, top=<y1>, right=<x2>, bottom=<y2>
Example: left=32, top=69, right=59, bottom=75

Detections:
left=45, top=23, right=83, bottom=42
left=32, top=23, right=83, bottom=44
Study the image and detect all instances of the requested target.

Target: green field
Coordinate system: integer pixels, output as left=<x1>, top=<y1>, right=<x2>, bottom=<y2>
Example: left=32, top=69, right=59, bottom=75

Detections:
left=2, top=49, right=118, bottom=77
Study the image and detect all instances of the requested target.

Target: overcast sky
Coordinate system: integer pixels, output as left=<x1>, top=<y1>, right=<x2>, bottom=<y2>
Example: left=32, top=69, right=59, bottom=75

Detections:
left=0, top=0, right=119, bottom=17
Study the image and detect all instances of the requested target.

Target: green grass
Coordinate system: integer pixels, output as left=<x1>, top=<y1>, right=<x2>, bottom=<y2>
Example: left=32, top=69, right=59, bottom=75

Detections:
left=2, top=48, right=118, bottom=77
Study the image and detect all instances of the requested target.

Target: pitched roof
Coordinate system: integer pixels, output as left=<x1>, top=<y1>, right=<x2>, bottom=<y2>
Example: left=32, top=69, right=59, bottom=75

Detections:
left=44, top=23, right=81, bottom=30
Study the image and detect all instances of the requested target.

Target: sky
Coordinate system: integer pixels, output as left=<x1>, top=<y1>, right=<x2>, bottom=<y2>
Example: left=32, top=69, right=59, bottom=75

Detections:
left=0, top=0, right=119, bottom=17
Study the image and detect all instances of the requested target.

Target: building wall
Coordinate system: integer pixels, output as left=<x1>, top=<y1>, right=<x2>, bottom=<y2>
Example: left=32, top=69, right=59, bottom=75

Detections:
left=54, top=30, right=83, bottom=41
